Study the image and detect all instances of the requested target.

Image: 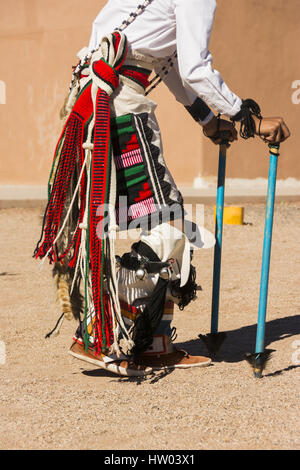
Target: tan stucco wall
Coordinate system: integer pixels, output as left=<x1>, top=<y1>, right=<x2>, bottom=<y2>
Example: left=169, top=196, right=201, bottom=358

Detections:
left=0, top=0, right=299, bottom=188
left=200, top=0, right=300, bottom=181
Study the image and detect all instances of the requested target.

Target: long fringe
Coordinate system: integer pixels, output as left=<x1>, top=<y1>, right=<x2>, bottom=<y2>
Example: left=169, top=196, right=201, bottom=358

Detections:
left=34, top=114, right=84, bottom=262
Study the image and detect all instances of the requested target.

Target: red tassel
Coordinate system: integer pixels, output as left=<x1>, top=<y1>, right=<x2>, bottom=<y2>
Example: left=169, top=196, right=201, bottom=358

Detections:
left=89, top=89, right=112, bottom=353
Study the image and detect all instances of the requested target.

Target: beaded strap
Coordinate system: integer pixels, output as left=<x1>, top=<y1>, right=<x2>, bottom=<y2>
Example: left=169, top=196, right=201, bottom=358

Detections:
left=115, top=1, right=154, bottom=32
left=146, top=51, right=177, bottom=96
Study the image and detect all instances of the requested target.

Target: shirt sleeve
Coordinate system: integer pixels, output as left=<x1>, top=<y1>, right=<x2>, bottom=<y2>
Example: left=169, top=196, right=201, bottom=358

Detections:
left=155, top=58, right=215, bottom=125
left=173, top=0, right=242, bottom=118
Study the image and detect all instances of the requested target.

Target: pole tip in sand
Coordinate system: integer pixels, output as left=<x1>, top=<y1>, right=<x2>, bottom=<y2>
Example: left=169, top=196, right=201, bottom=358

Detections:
left=199, top=332, right=227, bottom=356
left=244, top=349, right=275, bottom=378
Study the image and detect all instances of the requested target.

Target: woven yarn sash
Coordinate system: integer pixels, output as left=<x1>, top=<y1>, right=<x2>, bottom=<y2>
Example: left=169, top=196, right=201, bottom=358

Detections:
left=88, top=32, right=129, bottom=353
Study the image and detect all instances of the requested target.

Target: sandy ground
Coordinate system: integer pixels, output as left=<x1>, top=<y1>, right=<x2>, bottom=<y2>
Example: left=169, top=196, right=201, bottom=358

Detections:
left=0, top=203, right=299, bottom=450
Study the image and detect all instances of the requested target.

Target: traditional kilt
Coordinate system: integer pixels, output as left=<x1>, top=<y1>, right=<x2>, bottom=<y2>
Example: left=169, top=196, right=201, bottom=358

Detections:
left=111, top=111, right=184, bottom=231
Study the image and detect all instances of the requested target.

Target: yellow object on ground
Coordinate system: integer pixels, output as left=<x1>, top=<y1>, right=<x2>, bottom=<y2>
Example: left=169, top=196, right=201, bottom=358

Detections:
left=214, top=206, right=244, bottom=225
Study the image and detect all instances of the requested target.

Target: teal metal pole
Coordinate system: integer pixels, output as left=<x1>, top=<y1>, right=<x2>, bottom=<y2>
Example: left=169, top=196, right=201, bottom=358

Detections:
left=211, top=143, right=227, bottom=334
left=200, top=132, right=230, bottom=355
left=255, top=144, right=280, bottom=354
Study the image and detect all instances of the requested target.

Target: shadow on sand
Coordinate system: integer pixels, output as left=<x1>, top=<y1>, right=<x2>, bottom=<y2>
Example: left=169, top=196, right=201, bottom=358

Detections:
left=183, top=314, right=300, bottom=376
left=183, top=315, right=300, bottom=362
left=82, top=364, right=175, bottom=384
left=81, top=315, right=300, bottom=381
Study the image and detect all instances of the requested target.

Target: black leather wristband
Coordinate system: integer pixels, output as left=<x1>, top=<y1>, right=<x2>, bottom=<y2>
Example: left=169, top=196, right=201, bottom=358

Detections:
left=185, top=97, right=212, bottom=124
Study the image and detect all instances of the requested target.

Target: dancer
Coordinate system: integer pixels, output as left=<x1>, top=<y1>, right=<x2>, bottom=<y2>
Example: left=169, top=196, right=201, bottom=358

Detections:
left=35, top=0, right=290, bottom=376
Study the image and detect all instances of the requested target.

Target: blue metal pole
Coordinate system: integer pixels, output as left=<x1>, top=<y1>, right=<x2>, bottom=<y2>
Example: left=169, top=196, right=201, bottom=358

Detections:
left=255, top=144, right=279, bottom=354
left=211, top=143, right=227, bottom=334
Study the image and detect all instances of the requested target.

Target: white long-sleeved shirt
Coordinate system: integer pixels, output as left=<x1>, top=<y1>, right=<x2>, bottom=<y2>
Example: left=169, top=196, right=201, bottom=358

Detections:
left=88, top=0, right=242, bottom=118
